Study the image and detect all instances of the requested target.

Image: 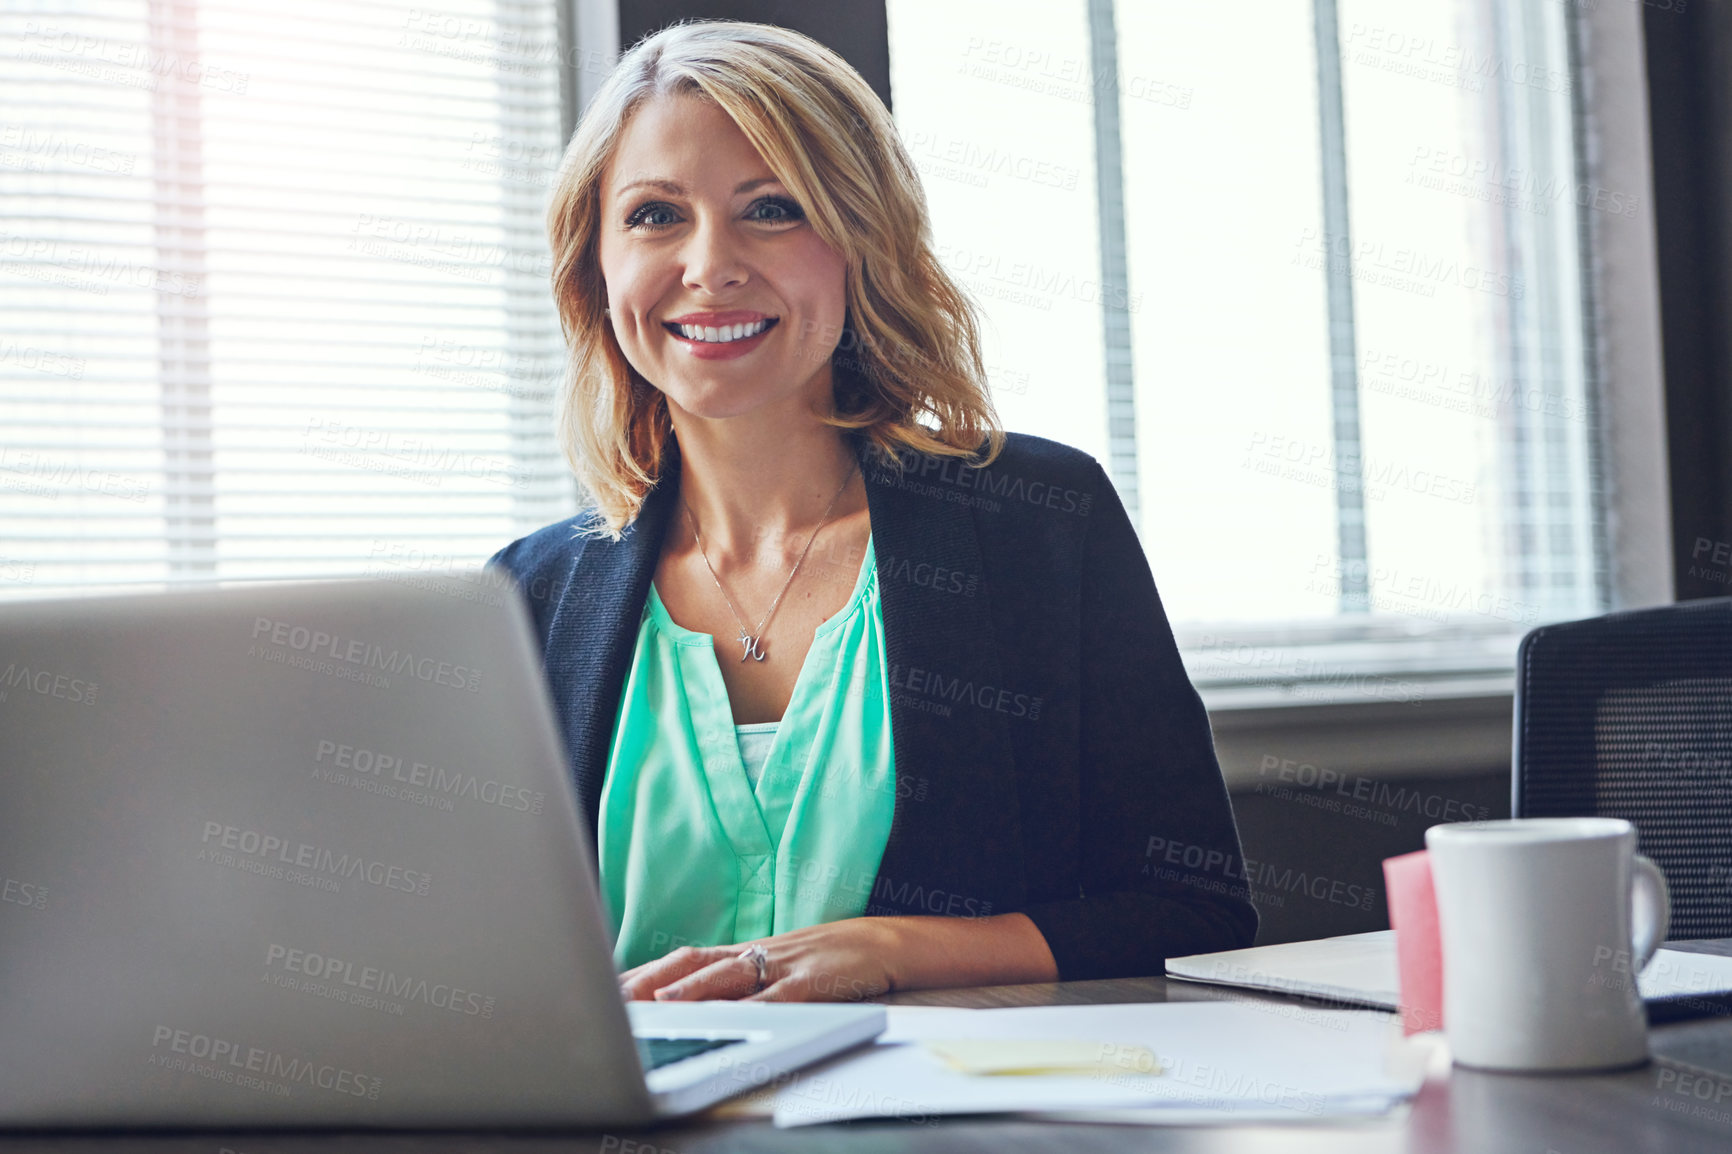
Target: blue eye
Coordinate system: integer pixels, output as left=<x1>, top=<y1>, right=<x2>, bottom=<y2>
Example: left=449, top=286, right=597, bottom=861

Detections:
left=751, top=196, right=805, bottom=223
left=625, top=202, right=679, bottom=230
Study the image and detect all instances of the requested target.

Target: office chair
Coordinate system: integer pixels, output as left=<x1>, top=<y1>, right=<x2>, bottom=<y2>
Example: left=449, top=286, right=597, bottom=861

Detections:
left=1514, top=596, right=1732, bottom=939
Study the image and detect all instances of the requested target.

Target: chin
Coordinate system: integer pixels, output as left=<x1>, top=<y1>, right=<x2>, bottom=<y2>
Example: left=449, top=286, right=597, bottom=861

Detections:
left=664, top=384, right=783, bottom=423
left=662, top=375, right=819, bottom=425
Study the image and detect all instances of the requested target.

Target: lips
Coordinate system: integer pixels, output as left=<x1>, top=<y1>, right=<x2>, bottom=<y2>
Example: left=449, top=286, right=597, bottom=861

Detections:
left=660, top=314, right=779, bottom=360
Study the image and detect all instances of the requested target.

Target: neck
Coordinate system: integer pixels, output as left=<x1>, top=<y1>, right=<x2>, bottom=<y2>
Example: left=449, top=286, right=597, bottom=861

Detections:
left=668, top=405, right=860, bottom=561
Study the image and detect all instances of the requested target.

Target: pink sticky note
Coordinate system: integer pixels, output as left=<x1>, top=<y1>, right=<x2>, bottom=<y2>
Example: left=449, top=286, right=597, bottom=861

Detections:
left=1384, top=849, right=1444, bottom=1035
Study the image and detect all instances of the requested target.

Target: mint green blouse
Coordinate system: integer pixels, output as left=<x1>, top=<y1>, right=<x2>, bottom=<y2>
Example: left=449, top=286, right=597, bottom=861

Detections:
left=597, top=536, right=896, bottom=971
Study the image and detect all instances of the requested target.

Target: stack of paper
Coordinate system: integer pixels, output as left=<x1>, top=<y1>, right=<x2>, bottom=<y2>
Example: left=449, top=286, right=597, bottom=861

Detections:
left=717, top=1002, right=1428, bottom=1128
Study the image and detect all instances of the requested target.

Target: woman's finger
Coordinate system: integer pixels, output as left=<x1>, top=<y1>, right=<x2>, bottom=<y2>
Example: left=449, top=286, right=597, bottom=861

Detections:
left=655, top=951, right=760, bottom=1001
left=620, top=945, right=734, bottom=999
left=743, top=977, right=799, bottom=1003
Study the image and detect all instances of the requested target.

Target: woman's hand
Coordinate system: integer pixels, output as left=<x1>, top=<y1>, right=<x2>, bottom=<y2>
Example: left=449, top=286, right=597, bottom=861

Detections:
left=618, top=912, right=1060, bottom=1002
left=620, top=918, right=899, bottom=1003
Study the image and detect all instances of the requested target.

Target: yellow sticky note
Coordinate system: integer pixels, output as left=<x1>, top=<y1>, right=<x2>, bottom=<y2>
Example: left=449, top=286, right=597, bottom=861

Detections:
left=921, top=1039, right=1163, bottom=1077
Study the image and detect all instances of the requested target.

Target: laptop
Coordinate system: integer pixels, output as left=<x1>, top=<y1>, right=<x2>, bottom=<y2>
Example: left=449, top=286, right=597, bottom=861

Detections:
left=0, top=570, right=884, bottom=1127
left=1166, top=930, right=1732, bottom=1024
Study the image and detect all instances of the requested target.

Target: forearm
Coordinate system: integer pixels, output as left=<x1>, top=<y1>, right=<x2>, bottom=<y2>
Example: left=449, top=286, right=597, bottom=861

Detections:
left=874, top=911, right=1059, bottom=992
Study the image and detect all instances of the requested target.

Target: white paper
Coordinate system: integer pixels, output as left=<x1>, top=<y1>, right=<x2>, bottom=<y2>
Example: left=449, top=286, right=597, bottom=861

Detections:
left=757, top=1002, right=1422, bottom=1127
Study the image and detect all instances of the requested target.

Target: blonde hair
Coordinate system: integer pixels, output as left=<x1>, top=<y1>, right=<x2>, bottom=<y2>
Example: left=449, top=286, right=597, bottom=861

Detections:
left=546, top=19, right=1004, bottom=537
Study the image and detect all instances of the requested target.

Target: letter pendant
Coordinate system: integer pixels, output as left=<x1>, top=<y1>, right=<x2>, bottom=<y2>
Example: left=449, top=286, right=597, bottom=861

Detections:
left=738, top=631, right=766, bottom=662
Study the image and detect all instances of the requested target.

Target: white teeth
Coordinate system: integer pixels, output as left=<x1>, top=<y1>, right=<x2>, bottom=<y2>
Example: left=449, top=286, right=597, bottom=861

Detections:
left=677, top=320, right=769, bottom=343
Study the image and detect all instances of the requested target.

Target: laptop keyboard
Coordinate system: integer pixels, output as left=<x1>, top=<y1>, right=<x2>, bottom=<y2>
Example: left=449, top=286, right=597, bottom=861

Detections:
left=634, top=1035, right=746, bottom=1071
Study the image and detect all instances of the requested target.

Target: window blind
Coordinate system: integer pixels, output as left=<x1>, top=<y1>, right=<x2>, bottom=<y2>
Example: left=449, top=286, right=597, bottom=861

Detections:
left=885, top=0, right=1607, bottom=700
left=1, top=0, right=577, bottom=597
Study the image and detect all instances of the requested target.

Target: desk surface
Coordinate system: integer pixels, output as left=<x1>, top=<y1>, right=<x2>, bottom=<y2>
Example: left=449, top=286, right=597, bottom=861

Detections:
left=10, top=946, right=1732, bottom=1154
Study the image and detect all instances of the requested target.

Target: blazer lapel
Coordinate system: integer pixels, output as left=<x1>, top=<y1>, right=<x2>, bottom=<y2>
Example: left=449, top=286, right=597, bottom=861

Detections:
left=857, top=437, right=1028, bottom=916
left=545, top=447, right=681, bottom=838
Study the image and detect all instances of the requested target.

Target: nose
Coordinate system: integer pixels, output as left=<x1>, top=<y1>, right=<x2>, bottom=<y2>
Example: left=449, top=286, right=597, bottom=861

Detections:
left=680, top=215, right=748, bottom=294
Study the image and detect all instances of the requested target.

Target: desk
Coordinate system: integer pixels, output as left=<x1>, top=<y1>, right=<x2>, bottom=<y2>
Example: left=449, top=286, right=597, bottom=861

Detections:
left=8, top=948, right=1732, bottom=1154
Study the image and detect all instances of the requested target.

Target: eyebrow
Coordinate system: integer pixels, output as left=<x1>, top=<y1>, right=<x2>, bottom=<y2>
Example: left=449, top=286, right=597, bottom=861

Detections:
left=613, top=176, right=783, bottom=198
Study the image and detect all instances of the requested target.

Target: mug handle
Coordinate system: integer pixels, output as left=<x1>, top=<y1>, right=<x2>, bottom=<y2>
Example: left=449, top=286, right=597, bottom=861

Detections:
left=1631, top=853, right=1671, bottom=973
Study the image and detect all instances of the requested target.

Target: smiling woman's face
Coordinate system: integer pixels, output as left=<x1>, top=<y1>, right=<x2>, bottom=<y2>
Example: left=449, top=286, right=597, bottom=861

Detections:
left=596, top=94, right=849, bottom=423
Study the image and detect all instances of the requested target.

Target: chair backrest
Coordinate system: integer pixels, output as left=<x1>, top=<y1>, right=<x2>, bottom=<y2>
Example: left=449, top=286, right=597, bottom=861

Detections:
left=1515, top=597, right=1732, bottom=939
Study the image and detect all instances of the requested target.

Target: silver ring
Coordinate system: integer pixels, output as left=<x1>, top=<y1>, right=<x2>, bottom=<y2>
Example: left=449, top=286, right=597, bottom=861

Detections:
left=738, top=943, right=768, bottom=992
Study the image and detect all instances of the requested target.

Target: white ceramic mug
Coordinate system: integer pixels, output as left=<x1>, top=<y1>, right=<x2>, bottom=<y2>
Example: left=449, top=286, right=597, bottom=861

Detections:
left=1425, top=817, right=1670, bottom=1072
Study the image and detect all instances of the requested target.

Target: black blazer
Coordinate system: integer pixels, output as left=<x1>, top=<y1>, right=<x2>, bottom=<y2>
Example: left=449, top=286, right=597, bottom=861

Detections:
left=488, top=431, right=1257, bottom=979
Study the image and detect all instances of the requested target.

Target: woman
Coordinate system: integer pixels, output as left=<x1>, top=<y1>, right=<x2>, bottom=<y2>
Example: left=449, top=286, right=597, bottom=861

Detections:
left=489, top=20, right=1256, bottom=1003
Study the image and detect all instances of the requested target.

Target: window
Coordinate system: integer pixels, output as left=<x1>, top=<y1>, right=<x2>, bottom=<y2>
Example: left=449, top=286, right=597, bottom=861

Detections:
left=886, top=0, right=1609, bottom=704
left=7, top=0, right=1625, bottom=711
left=1, top=0, right=577, bottom=597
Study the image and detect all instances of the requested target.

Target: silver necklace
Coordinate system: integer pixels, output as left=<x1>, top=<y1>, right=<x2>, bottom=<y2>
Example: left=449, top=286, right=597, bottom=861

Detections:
left=682, top=463, right=858, bottom=663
